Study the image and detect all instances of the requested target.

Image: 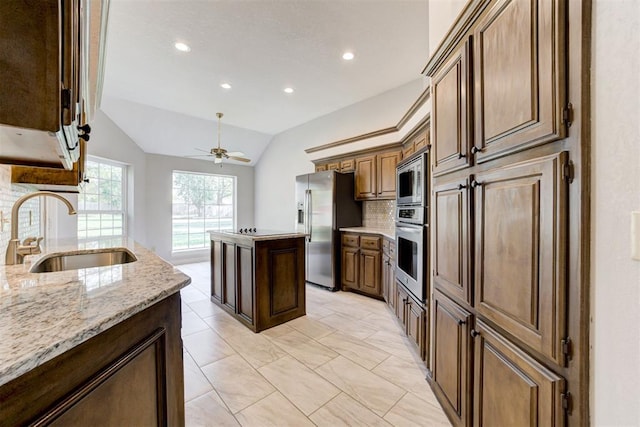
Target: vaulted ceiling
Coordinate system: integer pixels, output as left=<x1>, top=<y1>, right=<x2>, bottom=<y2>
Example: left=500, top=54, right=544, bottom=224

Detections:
left=101, top=0, right=430, bottom=165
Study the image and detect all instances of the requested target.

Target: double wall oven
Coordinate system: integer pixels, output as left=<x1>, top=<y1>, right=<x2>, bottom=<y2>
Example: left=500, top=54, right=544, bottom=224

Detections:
left=395, top=151, right=428, bottom=302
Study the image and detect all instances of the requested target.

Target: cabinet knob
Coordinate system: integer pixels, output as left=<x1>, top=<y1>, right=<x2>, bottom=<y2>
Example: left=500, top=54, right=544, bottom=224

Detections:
left=458, top=184, right=467, bottom=190
left=77, top=124, right=92, bottom=134
left=471, top=146, right=481, bottom=154
left=79, top=133, right=90, bottom=142
left=470, top=329, right=480, bottom=338
left=458, top=153, right=466, bottom=159
left=470, top=180, right=482, bottom=188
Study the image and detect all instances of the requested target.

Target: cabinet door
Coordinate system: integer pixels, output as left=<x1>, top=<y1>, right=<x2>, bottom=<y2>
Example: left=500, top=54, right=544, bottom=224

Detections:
left=414, top=130, right=428, bottom=151
left=396, top=284, right=408, bottom=325
left=433, top=177, right=471, bottom=305
left=355, top=155, right=376, bottom=200
left=210, top=240, right=222, bottom=303
left=377, top=151, right=401, bottom=199
left=236, top=245, right=254, bottom=324
left=431, top=39, right=472, bottom=176
left=315, top=164, right=327, bottom=172
left=474, top=152, right=568, bottom=364
left=222, top=242, right=236, bottom=311
left=402, top=144, right=415, bottom=159
left=340, top=159, right=355, bottom=172
left=432, top=290, right=472, bottom=427
left=473, top=0, right=566, bottom=162
left=360, top=249, right=381, bottom=296
left=341, top=246, right=359, bottom=289
left=327, top=162, right=340, bottom=171
left=382, top=253, right=390, bottom=303
left=407, top=296, right=426, bottom=360
left=473, top=320, right=566, bottom=427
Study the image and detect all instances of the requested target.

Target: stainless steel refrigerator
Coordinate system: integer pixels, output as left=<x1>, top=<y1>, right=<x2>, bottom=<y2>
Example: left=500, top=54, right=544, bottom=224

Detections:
left=295, top=171, right=362, bottom=290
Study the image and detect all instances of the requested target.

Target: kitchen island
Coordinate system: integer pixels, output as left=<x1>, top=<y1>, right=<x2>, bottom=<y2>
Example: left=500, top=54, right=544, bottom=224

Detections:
left=0, top=239, right=190, bottom=426
left=209, top=230, right=306, bottom=332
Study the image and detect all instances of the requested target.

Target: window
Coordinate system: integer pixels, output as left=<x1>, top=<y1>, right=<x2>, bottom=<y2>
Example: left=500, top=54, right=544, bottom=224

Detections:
left=172, top=171, right=235, bottom=251
left=77, top=158, right=127, bottom=241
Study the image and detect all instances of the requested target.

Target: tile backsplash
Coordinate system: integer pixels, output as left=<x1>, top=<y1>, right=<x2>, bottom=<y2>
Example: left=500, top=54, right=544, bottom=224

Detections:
left=362, top=200, right=395, bottom=229
left=0, top=165, right=42, bottom=253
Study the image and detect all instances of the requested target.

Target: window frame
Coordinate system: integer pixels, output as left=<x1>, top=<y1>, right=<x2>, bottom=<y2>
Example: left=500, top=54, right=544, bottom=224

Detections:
left=171, top=170, right=237, bottom=253
left=77, top=156, right=128, bottom=242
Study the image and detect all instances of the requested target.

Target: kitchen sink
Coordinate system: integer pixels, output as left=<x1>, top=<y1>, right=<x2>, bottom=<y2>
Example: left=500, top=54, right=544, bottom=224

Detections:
left=29, top=248, right=137, bottom=273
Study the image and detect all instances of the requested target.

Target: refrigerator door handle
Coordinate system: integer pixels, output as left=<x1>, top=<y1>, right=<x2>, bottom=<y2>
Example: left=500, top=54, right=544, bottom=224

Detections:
left=307, top=189, right=312, bottom=242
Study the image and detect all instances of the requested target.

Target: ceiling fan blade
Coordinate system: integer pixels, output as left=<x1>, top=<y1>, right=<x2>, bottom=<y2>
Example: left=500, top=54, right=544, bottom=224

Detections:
left=195, top=148, right=212, bottom=154
left=185, top=154, right=213, bottom=158
left=228, top=156, right=251, bottom=163
left=225, top=151, right=245, bottom=157
left=214, top=157, right=223, bottom=164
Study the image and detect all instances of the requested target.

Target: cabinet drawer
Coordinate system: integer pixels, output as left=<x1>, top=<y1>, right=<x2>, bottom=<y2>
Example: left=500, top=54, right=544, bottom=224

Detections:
left=360, top=236, right=381, bottom=250
left=342, top=234, right=360, bottom=247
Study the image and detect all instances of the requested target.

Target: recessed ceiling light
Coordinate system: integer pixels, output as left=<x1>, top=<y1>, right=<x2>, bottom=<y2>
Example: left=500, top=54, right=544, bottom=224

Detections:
left=220, top=83, right=232, bottom=89
left=174, top=42, right=191, bottom=52
left=284, top=87, right=294, bottom=94
left=342, top=51, right=355, bottom=60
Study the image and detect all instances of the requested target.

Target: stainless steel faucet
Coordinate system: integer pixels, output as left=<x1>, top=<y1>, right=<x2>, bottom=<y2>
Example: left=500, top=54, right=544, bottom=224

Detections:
left=5, top=191, right=77, bottom=265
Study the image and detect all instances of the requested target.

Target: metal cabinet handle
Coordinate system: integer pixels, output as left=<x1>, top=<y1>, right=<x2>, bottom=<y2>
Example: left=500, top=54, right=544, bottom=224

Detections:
left=471, top=146, right=481, bottom=154
left=471, top=180, right=483, bottom=188
left=470, top=329, right=480, bottom=338
left=458, top=184, right=467, bottom=190
left=458, top=152, right=466, bottom=159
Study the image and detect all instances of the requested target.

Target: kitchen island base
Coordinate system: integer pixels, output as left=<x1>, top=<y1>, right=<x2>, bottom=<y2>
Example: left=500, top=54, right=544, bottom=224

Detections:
left=210, top=232, right=306, bottom=332
left=0, top=293, right=185, bottom=427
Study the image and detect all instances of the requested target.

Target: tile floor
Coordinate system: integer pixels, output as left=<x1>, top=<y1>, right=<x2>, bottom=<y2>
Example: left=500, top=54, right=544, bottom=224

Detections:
left=177, top=262, right=451, bottom=427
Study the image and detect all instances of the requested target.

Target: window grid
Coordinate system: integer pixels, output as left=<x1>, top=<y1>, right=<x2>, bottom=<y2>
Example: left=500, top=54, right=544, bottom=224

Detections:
left=78, top=159, right=126, bottom=241
left=172, top=171, right=235, bottom=251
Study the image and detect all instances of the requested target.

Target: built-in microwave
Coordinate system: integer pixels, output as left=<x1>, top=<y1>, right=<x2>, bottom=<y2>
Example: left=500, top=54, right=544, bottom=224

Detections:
left=396, top=152, right=427, bottom=206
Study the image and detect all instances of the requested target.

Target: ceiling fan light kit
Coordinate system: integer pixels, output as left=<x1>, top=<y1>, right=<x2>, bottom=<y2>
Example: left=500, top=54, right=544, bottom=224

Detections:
left=189, top=112, right=251, bottom=166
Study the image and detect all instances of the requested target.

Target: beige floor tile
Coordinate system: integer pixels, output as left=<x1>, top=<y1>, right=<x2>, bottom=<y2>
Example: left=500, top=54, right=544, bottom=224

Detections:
left=305, top=301, right=336, bottom=318
left=203, top=312, right=255, bottom=341
left=372, top=355, right=431, bottom=394
left=259, top=323, right=295, bottom=339
left=201, top=355, right=275, bottom=414
left=182, top=300, right=193, bottom=314
left=181, top=285, right=209, bottom=303
left=318, top=331, right=392, bottom=370
left=328, top=299, right=385, bottom=320
left=183, top=329, right=236, bottom=367
left=366, top=330, right=418, bottom=361
left=183, top=351, right=213, bottom=402
left=235, top=392, right=315, bottom=427
left=223, top=330, right=288, bottom=369
left=271, top=330, right=339, bottom=369
left=383, top=391, right=451, bottom=426
left=186, top=391, right=240, bottom=427
left=309, top=393, right=392, bottom=427
left=188, top=299, right=226, bottom=318
left=361, top=310, right=408, bottom=334
left=182, top=311, right=211, bottom=337
left=286, top=315, right=336, bottom=340
left=315, top=356, right=405, bottom=417
left=258, top=355, right=340, bottom=415
left=317, top=312, right=378, bottom=340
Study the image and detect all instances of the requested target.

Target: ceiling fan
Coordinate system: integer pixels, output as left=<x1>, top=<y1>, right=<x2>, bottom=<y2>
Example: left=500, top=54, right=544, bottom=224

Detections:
left=191, top=112, right=251, bottom=164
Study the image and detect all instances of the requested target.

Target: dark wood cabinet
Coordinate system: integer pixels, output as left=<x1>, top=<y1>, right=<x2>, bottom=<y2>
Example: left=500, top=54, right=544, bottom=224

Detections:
left=355, top=155, right=376, bottom=199
left=431, top=39, right=472, bottom=176
left=473, top=0, right=567, bottom=163
left=394, top=283, right=427, bottom=362
left=341, top=233, right=382, bottom=298
left=210, top=233, right=306, bottom=332
left=377, top=150, right=401, bottom=198
left=473, top=319, right=566, bottom=427
left=433, top=176, right=472, bottom=306
left=432, top=290, right=472, bottom=427
left=0, top=294, right=185, bottom=426
left=354, top=150, right=401, bottom=200
left=474, top=152, right=568, bottom=365
left=382, top=238, right=396, bottom=311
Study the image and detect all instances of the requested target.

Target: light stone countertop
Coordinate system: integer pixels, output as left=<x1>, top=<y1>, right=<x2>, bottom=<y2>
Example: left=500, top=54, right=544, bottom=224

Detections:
left=339, top=227, right=395, bottom=240
left=0, top=238, right=191, bottom=387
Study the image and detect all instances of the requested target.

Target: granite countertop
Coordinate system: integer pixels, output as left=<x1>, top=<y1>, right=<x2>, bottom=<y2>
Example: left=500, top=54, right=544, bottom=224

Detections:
left=339, top=226, right=395, bottom=240
left=208, top=230, right=307, bottom=242
left=0, top=238, right=191, bottom=387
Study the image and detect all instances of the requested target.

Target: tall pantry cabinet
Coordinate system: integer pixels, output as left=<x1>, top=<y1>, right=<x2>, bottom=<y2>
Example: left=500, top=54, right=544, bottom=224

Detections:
left=424, top=0, right=591, bottom=426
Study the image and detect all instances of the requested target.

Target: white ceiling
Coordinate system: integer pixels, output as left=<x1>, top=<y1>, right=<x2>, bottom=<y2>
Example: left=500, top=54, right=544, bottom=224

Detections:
left=101, top=0, right=429, bottom=165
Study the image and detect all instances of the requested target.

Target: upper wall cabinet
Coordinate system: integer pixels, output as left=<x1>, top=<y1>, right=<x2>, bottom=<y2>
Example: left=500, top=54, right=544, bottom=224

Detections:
left=354, top=150, right=401, bottom=200
left=0, top=0, right=104, bottom=170
left=431, top=40, right=472, bottom=176
left=473, top=0, right=567, bottom=163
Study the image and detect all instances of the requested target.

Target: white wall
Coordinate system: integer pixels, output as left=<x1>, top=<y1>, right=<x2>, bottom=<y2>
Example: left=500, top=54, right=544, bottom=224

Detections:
left=254, top=78, right=424, bottom=231
left=428, top=0, right=467, bottom=54
left=591, top=1, right=640, bottom=425
left=89, top=110, right=148, bottom=244
left=145, top=154, right=254, bottom=264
